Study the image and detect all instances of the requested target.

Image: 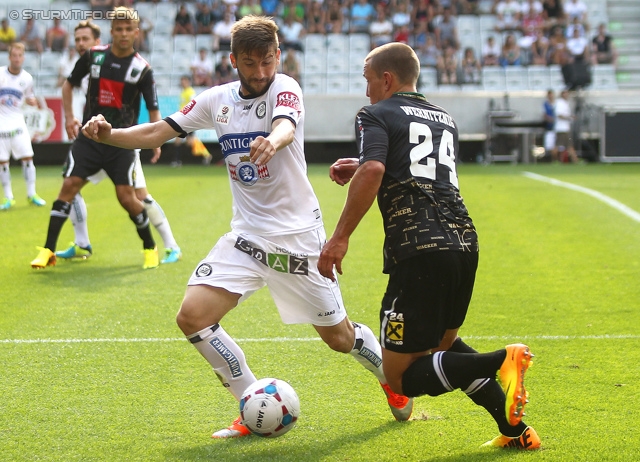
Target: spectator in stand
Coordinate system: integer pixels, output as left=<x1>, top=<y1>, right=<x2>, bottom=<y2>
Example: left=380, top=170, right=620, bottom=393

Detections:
left=412, top=20, right=430, bottom=49
left=553, top=89, right=579, bottom=163
left=370, top=4, right=394, bottom=49
left=394, top=24, right=411, bottom=45
left=281, top=49, right=301, bottom=85
left=196, top=3, right=217, bottom=34
left=482, top=35, right=501, bottom=66
left=279, top=9, right=305, bottom=52
left=519, top=7, right=545, bottom=61
left=306, top=1, right=325, bottom=34
left=214, top=53, right=235, bottom=85
left=0, top=18, right=16, bottom=52
left=350, top=0, right=377, bottom=34
left=90, top=0, right=114, bottom=16
left=20, top=18, right=44, bottom=54
left=437, top=43, right=459, bottom=84
left=461, top=47, right=481, bottom=84
left=46, top=18, right=69, bottom=52
left=261, top=0, right=280, bottom=16
left=391, top=1, right=412, bottom=31
left=434, top=6, right=459, bottom=51
left=547, top=25, right=568, bottom=65
left=277, top=0, right=306, bottom=25
left=212, top=8, right=235, bottom=51
left=494, top=0, right=522, bottom=33
left=565, top=16, right=585, bottom=39
left=135, top=15, right=153, bottom=52
left=591, top=23, right=617, bottom=67
left=542, top=0, right=566, bottom=33
left=191, top=47, right=215, bottom=87
left=416, top=34, right=441, bottom=68
left=237, top=0, right=263, bottom=18
left=173, top=4, right=195, bottom=36
left=566, top=25, right=589, bottom=63
left=461, top=0, right=479, bottom=15
left=411, top=0, right=435, bottom=33
left=521, top=0, right=543, bottom=16
left=529, top=29, right=550, bottom=65
left=58, top=45, right=78, bottom=87
left=499, top=33, right=522, bottom=66
left=324, top=0, right=345, bottom=34
left=563, top=0, right=587, bottom=25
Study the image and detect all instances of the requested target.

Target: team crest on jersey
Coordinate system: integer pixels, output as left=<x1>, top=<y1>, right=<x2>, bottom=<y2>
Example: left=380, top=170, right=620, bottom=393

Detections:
left=195, top=263, right=213, bottom=277
left=256, top=101, right=266, bottom=119
left=125, top=55, right=147, bottom=84
left=228, top=155, right=270, bottom=186
left=276, top=92, right=301, bottom=112
left=216, top=105, right=232, bottom=125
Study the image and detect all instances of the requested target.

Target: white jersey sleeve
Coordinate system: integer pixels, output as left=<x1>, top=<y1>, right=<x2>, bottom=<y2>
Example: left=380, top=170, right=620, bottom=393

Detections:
left=167, top=74, right=322, bottom=236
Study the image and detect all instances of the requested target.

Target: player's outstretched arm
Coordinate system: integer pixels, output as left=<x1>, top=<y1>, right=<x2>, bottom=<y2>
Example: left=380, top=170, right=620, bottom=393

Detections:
left=318, top=160, right=385, bottom=281
left=329, top=157, right=360, bottom=186
left=82, top=115, right=179, bottom=150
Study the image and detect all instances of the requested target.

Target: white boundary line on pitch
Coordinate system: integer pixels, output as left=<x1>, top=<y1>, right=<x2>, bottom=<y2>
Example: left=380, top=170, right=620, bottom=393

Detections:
left=1, top=334, right=639, bottom=345
left=522, top=171, right=640, bottom=223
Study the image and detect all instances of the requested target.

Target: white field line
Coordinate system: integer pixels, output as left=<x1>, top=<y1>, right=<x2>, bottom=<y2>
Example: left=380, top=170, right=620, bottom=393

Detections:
left=523, top=171, right=640, bottom=223
left=1, top=334, right=639, bottom=345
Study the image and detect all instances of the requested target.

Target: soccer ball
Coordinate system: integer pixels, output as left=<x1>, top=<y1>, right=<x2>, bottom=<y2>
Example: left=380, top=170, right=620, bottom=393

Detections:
left=239, top=378, right=300, bottom=438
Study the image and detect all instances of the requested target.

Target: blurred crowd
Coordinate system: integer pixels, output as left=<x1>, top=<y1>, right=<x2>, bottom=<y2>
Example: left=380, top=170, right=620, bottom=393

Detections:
left=0, top=0, right=618, bottom=88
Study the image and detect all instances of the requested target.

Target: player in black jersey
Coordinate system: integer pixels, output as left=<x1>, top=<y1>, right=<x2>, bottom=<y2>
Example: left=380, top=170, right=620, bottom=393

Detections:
left=318, top=42, right=540, bottom=450
left=31, top=7, right=160, bottom=270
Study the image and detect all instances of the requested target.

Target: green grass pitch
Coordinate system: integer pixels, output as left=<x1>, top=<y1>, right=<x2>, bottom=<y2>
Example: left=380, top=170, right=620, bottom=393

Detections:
left=1, top=162, right=639, bottom=461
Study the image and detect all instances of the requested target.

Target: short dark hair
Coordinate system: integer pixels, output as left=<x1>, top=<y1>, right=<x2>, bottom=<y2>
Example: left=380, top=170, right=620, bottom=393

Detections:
left=231, top=15, right=279, bottom=58
left=366, top=42, right=420, bottom=87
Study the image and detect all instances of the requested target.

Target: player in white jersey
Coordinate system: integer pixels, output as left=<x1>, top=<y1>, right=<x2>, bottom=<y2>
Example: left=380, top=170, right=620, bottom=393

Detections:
left=82, top=15, right=412, bottom=438
left=0, top=42, right=46, bottom=210
left=55, top=20, right=182, bottom=264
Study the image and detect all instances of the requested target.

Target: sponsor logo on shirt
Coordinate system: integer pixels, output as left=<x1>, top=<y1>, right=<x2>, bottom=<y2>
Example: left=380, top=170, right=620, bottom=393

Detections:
left=181, top=99, right=196, bottom=115
left=275, top=91, right=301, bottom=112
left=98, top=78, right=124, bottom=108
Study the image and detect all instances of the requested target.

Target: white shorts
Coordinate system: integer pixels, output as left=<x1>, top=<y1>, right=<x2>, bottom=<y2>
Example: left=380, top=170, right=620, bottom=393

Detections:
left=544, top=131, right=556, bottom=151
left=188, top=228, right=347, bottom=326
left=0, top=126, right=34, bottom=162
left=87, top=149, right=146, bottom=188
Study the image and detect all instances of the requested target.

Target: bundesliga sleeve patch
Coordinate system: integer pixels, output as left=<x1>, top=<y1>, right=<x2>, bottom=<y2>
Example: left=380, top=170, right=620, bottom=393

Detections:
left=181, top=99, right=196, bottom=115
left=275, top=92, right=301, bottom=112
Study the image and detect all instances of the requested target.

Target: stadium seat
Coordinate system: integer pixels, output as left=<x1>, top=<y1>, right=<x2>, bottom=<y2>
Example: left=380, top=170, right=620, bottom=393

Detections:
left=326, top=74, right=350, bottom=94
left=326, top=34, right=349, bottom=56
left=349, top=76, right=367, bottom=95
left=349, top=49, right=368, bottom=74
left=154, top=18, right=174, bottom=37
left=591, top=64, right=618, bottom=90
left=172, top=53, right=193, bottom=74
left=505, top=67, right=529, bottom=91
left=548, top=65, right=566, bottom=90
left=349, top=34, right=370, bottom=56
left=151, top=36, right=173, bottom=54
left=40, top=52, right=61, bottom=74
left=156, top=2, right=178, bottom=21
left=150, top=52, right=174, bottom=73
left=133, top=2, right=157, bottom=22
left=482, top=67, right=506, bottom=91
left=419, top=67, right=438, bottom=93
left=303, top=51, right=327, bottom=75
left=196, top=34, right=214, bottom=52
left=23, top=52, right=41, bottom=74
left=528, top=66, right=551, bottom=90
left=174, top=35, right=196, bottom=55
left=304, top=34, right=326, bottom=55
left=326, top=53, right=349, bottom=74
left=302, top=74, right=326, bottom=95
left=153, top=73, right=172, bottom=93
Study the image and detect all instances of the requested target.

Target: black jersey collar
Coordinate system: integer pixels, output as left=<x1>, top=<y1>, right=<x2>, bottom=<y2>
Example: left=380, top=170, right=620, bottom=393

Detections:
left=393, top=92, right=427, bottom=101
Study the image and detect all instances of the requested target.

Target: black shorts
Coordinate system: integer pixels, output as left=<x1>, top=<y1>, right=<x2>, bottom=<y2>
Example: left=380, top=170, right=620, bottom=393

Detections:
left=380, top=251, right=479, bottom=354
left=64, top=133, right=136, bottom=186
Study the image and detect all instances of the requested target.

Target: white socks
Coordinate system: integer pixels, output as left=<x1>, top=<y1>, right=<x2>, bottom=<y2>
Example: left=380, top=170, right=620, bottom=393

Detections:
left=0, top=163, right=12, bottom=199
left=188, top=324, right=257, bottom=401
left=22, top=159, right=37, bottom=198
left=350, top=322, right=387, bottom=383
left=143, top=195, right=178, bottom=250
left=70, top=193, right=91, bottom=248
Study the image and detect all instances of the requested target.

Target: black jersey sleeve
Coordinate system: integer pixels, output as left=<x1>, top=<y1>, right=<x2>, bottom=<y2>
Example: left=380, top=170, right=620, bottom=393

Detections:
left=355, top=107, right=389, bottom=166
left=67, top=51, right=91, bottom=87
left=139, top=67, right=160, bottom=112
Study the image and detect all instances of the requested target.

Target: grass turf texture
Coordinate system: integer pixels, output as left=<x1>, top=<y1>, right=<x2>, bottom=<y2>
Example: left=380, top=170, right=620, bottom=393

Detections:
left=1, top=163, right=639, bottom=461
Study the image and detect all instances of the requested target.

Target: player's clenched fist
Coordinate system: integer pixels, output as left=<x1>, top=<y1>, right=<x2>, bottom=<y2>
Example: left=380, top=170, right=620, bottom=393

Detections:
left=82, top=114, right=113, bottom=142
